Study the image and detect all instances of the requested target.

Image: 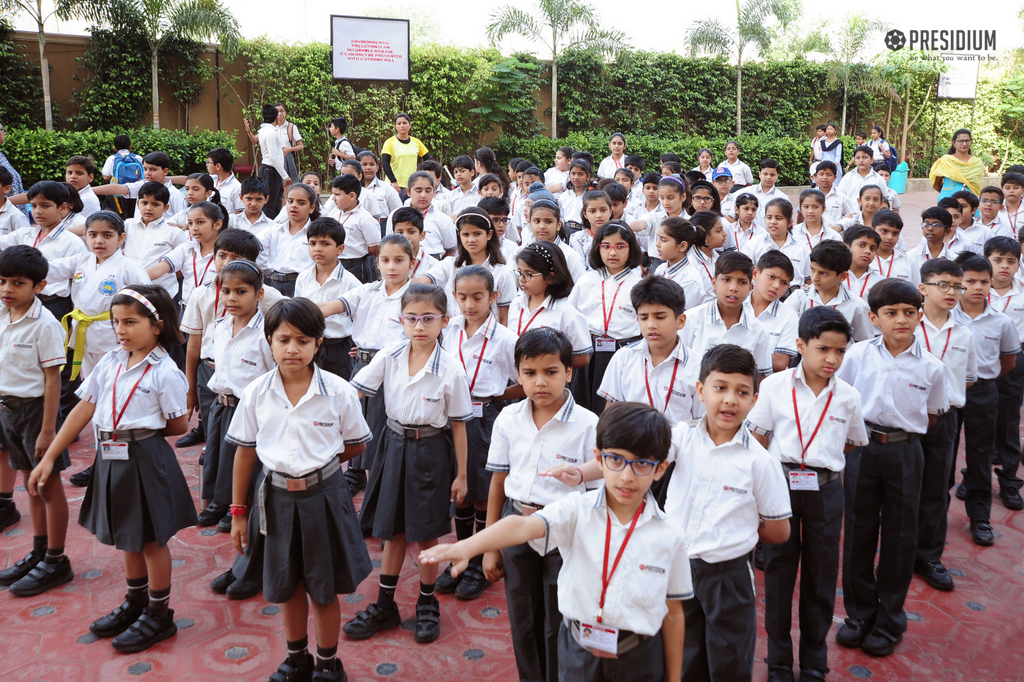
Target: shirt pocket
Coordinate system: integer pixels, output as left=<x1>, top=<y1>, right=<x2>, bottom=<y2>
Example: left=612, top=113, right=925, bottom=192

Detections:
left=8, top=342, right=37, bottom=369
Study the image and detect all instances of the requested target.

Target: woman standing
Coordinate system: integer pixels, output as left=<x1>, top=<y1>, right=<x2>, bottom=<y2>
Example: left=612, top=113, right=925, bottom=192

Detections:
left=0, top=121, right=27, bottom=215
left=819, top=122, right=844, bottom=183
left=930, top=128, right=985, bottom=199
left=381, top=113, right=429, bottom=199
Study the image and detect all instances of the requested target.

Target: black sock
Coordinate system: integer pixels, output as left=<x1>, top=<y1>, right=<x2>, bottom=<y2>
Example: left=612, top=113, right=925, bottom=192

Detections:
left=44, top=547, right=64, bottom=564
left=127, top=575, right=148, bottom=602
left=287, top=636, right=309, bottom=665
left=417, top=580, right=435, bottom=605
left=0, top=491, right=13, bottom=506
left=475, top=507, right=488, bottom=535
left=148, top=586, right=171, bottom=616
left=32, top=535, right=47, bottom=558
left=377, top=574, right=399, bottom=610
left=316, top=644, right=338, bottom=670
left=454, top=506, right=474, bottom=541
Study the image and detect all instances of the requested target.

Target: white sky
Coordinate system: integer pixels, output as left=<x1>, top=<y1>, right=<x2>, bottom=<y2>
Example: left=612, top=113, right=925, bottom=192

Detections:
left=11, top=0, right=1022, bottom=57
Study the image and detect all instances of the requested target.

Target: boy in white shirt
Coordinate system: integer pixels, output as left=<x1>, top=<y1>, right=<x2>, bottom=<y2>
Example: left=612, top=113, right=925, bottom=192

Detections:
left=735, top=159, right=790, bottom=228
left=390, top=207, right=444, bottom=284
left=92, top=151, right=186, bottom=220
left=907, top=208, right=956, bottom=285
left=749, top=251, right=799, bottom=372
left=229, top=177, right=276, bottom=233
left=206, top=148, right=242, bottom=215
left=121, top=182, right=188, bottom=299
left=966, top=186, right=1014, bottom=246
left=256, top=104, right=288, bottom=218
left=812, top=161, right=855, bottom=229
left=869, top=210, right=911, bottom=281
left=65, top=156, right=101, bottom=219
left=843, top=225, right=881, bottom=301
left=448, top=155, right=480, bottom=215
left=0, top=167, right=29, bottom=236
left=1000, top=172, right=1024, bottom=238
left=837, top=145, right=887, bottom=199
left=328, top=174, right=380, bottom=284
left=786, top=241, right=875, bottom=342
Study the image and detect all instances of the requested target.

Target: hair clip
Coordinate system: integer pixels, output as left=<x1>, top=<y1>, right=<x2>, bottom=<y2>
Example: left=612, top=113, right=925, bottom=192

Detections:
left=119, top=288, right=160, bottom=320
left=663, top=175, right=687, bottom=189
left=525, top=242, right=554, bottom=267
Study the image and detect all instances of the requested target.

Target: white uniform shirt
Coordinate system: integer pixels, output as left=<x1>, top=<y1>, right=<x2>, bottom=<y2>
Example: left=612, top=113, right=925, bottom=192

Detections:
left=338, top=279, right=410, bottom=351
left=568, top=228, right=594, bottom=268
left=0, top=200, right=29, bottom=236
left=637, top=207, right=669, bottom=258
left=870, top=251, right=912, bottom=282
left=536, top=488, right=694, bottom=636
left=734, top=184, right=790, bottom=229
left=681, top=300, right=773, bottom=376
left=334, top=205, right=381, bottom=261
left=683, top=249, right=719, bottom=311
left=295, top=262, right=361, bottom=339
left=351, top=340, right=474, bottom=428
left=386, top=206, right=457, bottom=257
left=485, top=391, right=598, bottom=506
left=410, top=246, right=445, bottom=284
left=123, top=216, right=189, bottom=298
left=963, top=215, right=1013, bottom=246
left=954, top=304, right=1019, bottom=380
left=723, top=223, right=765, bottom=253
left=508, top=293, right=592, bottom=357
left=207, top=311, right=275, bottom=396
left=569, top=267, right=643, bottom=340
left=362, top=177, right=403, bottom=220
left=0, top=299, right=67, bottom=398
left=227, top=366, right=371, bottom=478
left=77, top=347, right=188, bottom=430
left=258, top=219, right=313, bottom=274
left=837, top=168, right=888, bottom=201
left=988, top=285, right=1024, bottom=344
left=836, top=336, right=948, bottom=434
left=499, top=237, right=519, bottom=265
left=793, top=222, right=843, bottom=250
left=558, top=190, right=585, bottom=224
left=101, top=150, right=133, bottom=177
left=741, top=232, right=810, bottom=286
left=0, top=222, right=87, bottom=297
left=442, top=313, right=518, bottom=398
left=746, top=365, right=869, bottom=472
left=666, top=418, right=792, bottom=562
left=999, top=203, right=1023, bottom=237
left=274, top=120, right=302, bottom=152
left=597, top=335, right=700, bottom=425
left=437, top=258, right=516, bottom=318
left=906, top=241, right=954, bottom=286
left=181, top=278, right=284, bottom=360
left=230, top=211, right=276, bottom=234
left=868, top=138, right=892, bottom=163
left=214, top=174, right=243, bottom=215
left=845, top=270, right=878, bottom=301
left=161, top=240, right=216, bottom=305
left=754, top=298, right=800, bottom=357
left=258, top=123, right=288, bottom=182
left=77, top=185, right=101, bottom=219
left=944, top=229, right=982, bottom=259
left=596, top=155, right=625, bottom=179
left=785, top=285, right=875, bottom=342
left=448, top=185, right=481, bottom=215
left=821, top=186, right=856, bottom=228
left=717, top=160, right=754, bottom=186
left=654, top=257, right=707, bottom=311
left=913, top=312, right=977, bottom=409
left=125, top=179, right=186, bottom=219
left=544, top=167, right=569, bottom=191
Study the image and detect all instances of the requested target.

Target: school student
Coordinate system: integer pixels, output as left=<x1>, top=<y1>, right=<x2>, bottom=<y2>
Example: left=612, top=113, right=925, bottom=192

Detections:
left=868, top=209, right=911, bottom=281
left=544, top=146, right=573, bottom=194
left=735, top=159, right=790, bottom=229
left=907, top=207, right=956, bottom=284
left=631, top=171, right=664, bottom=220
left=448, top=155, right=480, bottom=215
left=92, top=151, right=187, bottom=220
left=329, top=116, right=355, bottom=171
left=726, top=193, right=761, bottom=250
left=325, top=174, right=379, bottom=284
left=812, top=161, right=856, bottom=229
left=835, top=279, right=948, bottom=657
left=256, top=104, right=288, bottom=217
left=793, top=188, right=842, bottom=249
left=558, top=159, right=593, bottom=226
left=913, top=259, right=976, bottom=591
left=258, top=183, right=321, bottom=296
left=747, top=307, right=869, bottom=682
left=32, top=285, right=196, bottom=652
left=438, top=207, right=516, bottom=325
left=749, top=251, right=800, bottom=372
left=227, top=298, right=373, bottom=682
left=478, top=196, right=519, bottom=263
left=654, top=216, right=706, bottom=311
left=568, top=190, right=612, bottom=267
left=121, top=182, right=187, bottom=299
left=358, top=150, right=403, bottom=227
left=386, top=171, right=458, bottom=259
left=717, top=140, right=754, bottom=186
left=63, top=155, right=101, bottom=219
left=0, top=167, right=28, bottom=236
left=965, top=186, right=1014, bottom=246
left=741, top=198, right=810, bottom=286
left=786, top=241, right=876, bottom=342
left=229, top=177, right=275, bottom=233
left=203, top=147, right=242, bottom=215
left=843, top=225, right=881, bottom=301
left=1000, top=171, right=1024, bottom=238
left=422, top=402, right=688, bottom=681
left=391, top=206, right=444, bottom=283
left=628, top=175, right=689, bottom=266
left=837, top=145, right=888, bottom=199
left=523, top=187, right=587, bottom=282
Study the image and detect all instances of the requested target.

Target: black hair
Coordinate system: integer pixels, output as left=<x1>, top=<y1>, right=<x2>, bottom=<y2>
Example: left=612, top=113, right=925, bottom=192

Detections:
left=407, top=170, right=436, bottom=191
left=331, top=173, right=362, bottom=198
left=262, top=104, right=279, bottom=124
left=508, top=157, right=527, bottom=173
left=189, top=200, right=229, bottom=228
left=452, top=155, right=475, bottom=172
left=208, top=147, right=234, bottom=172
left=951, top=189, right=979, bottom=211
left=937, top=197, right=962, bottom=213
left=698, top=343, right=758, bottom=389
left=187, top=173, right=223, bottom=208
left=843, top=224, right=881, bottom=247
left=240, top=176, right=269, bottom=198
left=85, top=210, right=125, bottom=235
left=514, top=327, right=572, bottom=369
left=61, top=183, right=84, bottom=213
left=307, top=216, right=346, bottom=246
left=136, top=180, right=170, bottom=205
left=264, top=297, right=326, bottom=356
left=340, top=159, right=362, bottom=176
left=417, top=160, right=443, bottom=179
left=529, top=200, right=569, bottom=243
left=0, top=244, right=48, bottom=284
left=604, top=181, right=628, bottom=205
left=571, top=150, right=595, bottom=168
left=630, top=274, right=686, bottom=316
left=658, top=174, right=688, bottom=198
left=580, top=189, right=611, bottom=233
left=395, top=112, right=412, bottom=123
left=111, top=284, right=184, bottom=348
left=955, top=252, right=992, bottom=276
left=569, top=158, right=593, bottom=182
left=378, top=232, right=415, bottom=260
left=871, top=209, right=902, bottom=231
left=797, top=306, right=852, bottom=343
left=613, top=167, right=634, bottom=184
left=815, top=124, right=828, bottom=132
left=215, top=228, right=261, bottom=261
left=455, top=206, right=504, bottom=267
left=330, top=116, right=348, bottom=134
left=715, top=251, right=754, bottom=279
left=516, top=241, right=573, bottom=300
left=142, top=151, right=171, bottom=169
left=689, top=179, right=722, bottom=214
left=852, top=145, right=874, bottom=159
left=684, top=170, right=706, bottom=189
left=392, top=206, right=425, bottom=232
left=301, top=170, right=321, bottom=186
left=810, top=241, right=852, bottom=275
left=596, top=402, right=672, bottom=463
left=556, top=146, right=574, bottom=161
left=815, top=160, right=838, bottom=175
left=286, top=183, right=322, bottom=221
left=27, top=180, right=70, bottom=206
left=624, top=154, right=644, bottom=171
left=662, top=161, right=683, bottom=175
left=454, top=264, right=495, bottom=294
left=690, top=211, right=723, bottom=249
left=113, top=134, right=131, bottom=151
left=756, top=250, right=794, bottom=280
left=642, top=171, right=662, bottom=186
left=588, top=221, right=642, bottom=271
left=515, top=159, right=534, bottom=173
left=759, top=158, right=779, bottom=171
left=477, top=173, right=501, bottom=192
left=660, top=152, right=681, bottom=164
left=859, top=183, right=885, bottom=200
left=921, top=206, right=953, bottom=228
left=947, top=128, right=972, bottom=155
left=476, top=147, right=511, bottom=192
left=733, top=193, right=759, bottom=212
left=67, top=155, right=96, bottom=176
left=984, top=236, right=1021, bottom=259
left=478, top=196, right=510, bottom=217
left=872, top=162, right=890, bottom=174
left=920, top=258, right=963, bottom=282
left=219, top=259, right=263, bottom=291
left=798, top=188, right=826, bottom=210
left=0, top=166, right=11, bottom=187
left=866, top=278, right=922, bottom=313
left=980, top=185, right=1005, bottom=202
left=855, top=130, right=868, bottom=139
left=401, top=282, right=448, bottom=316
left=1002, top=172, right=1024, bottom=189
left=522, top=167, right=543, bottom=181
left=764, top=197, right=793, bottom=227
left=871, top=126, right=884, bottom=137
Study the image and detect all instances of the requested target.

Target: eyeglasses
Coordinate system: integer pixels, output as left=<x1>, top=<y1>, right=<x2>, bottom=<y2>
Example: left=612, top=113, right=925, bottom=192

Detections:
left=956, top=139, right=972, bottom=145
left=599, top=243, right=629, bottom=252
left=401, top=314, right=442, bottom=327
left=491, top=217, right=509, bottom=225
left=601, top=452, right=659, bottom=476
left=921, top=222, right=949, bottom=229
left=980, top=198, right=1002, bottom=205
left=514, top=269, right=542, bottom=280
left=922, top=282, right=967, bottom=294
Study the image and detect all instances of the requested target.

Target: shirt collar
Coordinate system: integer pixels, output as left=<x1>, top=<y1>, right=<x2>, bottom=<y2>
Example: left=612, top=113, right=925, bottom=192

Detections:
left=114, top=345, right=168, bottom=369
left=792, top=363, right=836, bottom=395
left=809, top=284, right=849, bottom=306
left=696, top=415, right=751, bottom=450
left=391, top=340, right=446, bottom=377
left=709, top=301, right=752, bottom=329
left=0, top=296, right=43, bottom=324
left=666, top=257, right=689, bottom=275
left=870, top=334, right=925, bottom=359
left=601, top=266, right=635, bottom=282
left=263, top=364, right=333, bottom=401
left=922, top=310, right=958, bottom=333
left=641, top=334, right=689, bottom=366
left=519, top=390, right=577, bottom=423
left=589, top=485, right=667, bottom=521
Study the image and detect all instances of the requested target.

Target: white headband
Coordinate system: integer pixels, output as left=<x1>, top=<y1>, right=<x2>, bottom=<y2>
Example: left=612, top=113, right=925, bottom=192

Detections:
left=120, top=288, right=160, bottom=320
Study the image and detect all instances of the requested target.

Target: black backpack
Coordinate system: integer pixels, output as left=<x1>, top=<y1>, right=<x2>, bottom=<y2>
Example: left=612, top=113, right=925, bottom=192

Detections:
left=337, top=135, right=365, bottom=158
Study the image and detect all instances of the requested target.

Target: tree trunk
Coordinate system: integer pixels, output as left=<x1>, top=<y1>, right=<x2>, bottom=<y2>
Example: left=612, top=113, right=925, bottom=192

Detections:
left=551, top=57, right=558, bottom=138
left=900, top=84, right=910, bottom=164
left=36, top=14, right=52, bottom=132
left=840, top=71, right=849, bottom=135
left=151, top=48, right=161, bottom=131
left=885, top=97, right=893, bottom=144
left=735, top=56, right=742, bottom=136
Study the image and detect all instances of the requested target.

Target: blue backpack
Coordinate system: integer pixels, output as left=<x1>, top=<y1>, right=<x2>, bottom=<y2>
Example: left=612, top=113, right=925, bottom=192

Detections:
left=112, top=152, right=144, bottom=184
left=882, top=140, right=898, bottom=172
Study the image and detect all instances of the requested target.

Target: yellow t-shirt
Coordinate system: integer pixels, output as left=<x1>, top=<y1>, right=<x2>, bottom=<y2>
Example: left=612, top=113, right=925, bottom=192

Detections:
left=382, top=135, right=429, bottom=188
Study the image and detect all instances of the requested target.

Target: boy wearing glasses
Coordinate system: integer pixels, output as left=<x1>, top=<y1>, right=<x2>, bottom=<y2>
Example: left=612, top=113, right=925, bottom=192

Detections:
left=913, top=259, right=976, bottom=591
left=746, top=307, right=868, bottom=682
left=967, top=186, right=1013, bottom=243
left=478, top=196, right=518, bottom=262
left=907, top=207, right=955, bottom=285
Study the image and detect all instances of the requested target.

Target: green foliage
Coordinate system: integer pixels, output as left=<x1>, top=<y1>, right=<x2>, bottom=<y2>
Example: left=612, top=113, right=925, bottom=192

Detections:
left=0, top=18, right=43, bottom=129
left=468, top=55, right=544, bottom=139
left=2, top=128, right=238, bottom=185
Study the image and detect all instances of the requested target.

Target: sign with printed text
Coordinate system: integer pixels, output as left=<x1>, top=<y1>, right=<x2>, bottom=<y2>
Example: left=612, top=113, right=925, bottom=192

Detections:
left=937, top=54, right=979, bottom=100
left=331, top=15, right=410, bottom=82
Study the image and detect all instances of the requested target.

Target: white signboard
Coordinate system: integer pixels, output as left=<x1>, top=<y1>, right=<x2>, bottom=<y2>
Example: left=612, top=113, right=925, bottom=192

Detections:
left=331, top=15, right=410, bottom=82
left=938, top=54, right=979, bottom=100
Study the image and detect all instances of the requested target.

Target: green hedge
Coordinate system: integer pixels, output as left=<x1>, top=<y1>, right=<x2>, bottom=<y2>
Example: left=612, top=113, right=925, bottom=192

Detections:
left=492, top=132, right=857, bottom=187
left=3, top=128, right=240, bottom=186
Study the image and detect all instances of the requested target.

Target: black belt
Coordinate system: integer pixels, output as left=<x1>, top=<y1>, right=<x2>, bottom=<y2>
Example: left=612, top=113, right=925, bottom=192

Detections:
left=472, top=396, right=492, bottom=404
left=511, top=499, right=544, bottom=515
left=386, top=418, right=444, bottom=440
left=97, top=428, right=160, bottom=442
left=864, top=420, right=915, bottom=444
left=356, top=348, right=379, bottom=364
left=38, top=294, right=69, bottom=303
left=0, top=395, right=38, bottom=410
left=217, top=394, right=239, bottom=407
left=322, top=336, right=352, bottom=347
left=266, top=270, right=299, bottom=282
left=782, top=462, right=841, bottom=484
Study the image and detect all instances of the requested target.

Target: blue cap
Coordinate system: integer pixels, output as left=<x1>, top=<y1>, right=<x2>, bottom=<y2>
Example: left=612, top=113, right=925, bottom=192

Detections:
left=528, top=182, right=557, bottom=205
left=711, top=167, right=732, bottom=180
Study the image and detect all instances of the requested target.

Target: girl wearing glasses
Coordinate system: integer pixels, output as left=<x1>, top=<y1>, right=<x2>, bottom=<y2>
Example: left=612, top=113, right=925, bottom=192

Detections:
left=569, top=222, right=644, bottom=413
left=346, top=283, right=473, bottom=646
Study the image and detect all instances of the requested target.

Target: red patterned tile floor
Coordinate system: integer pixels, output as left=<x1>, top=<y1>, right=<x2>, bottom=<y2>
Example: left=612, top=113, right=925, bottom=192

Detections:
left=2, top=422, right=1023, bottom=682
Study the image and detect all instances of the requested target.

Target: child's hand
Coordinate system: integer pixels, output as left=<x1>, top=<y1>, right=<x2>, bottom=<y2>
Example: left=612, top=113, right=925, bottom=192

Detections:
left=451, top=476, right=467, bottom=506
left=349, top=345, right=359, bottom=359
left=34, top=429, right=55, bottom=463
left=418, top=543, right=470, bottom=578
left=482, top=550, right=504, bottom=582
left=186, top=391, right=198, bottom=422
left=231, top=515, right=248, bottom=555
left=28, top=460, right=53, bottom=497
left=540, top=464, right=583, bottom=487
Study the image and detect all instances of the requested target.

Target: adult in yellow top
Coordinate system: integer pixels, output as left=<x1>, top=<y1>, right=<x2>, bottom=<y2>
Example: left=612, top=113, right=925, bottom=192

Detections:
left=929, top=127, right=985, bottom=199
left=381, top=112, right=429, bottom=196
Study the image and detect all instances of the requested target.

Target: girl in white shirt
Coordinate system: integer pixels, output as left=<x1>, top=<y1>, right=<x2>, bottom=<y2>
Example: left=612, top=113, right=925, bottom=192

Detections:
left=358, top=151, right=402, bottom=226
left=742, top=198, right=811, bottom=286
left=544, top=145, right=573, bottom=193
left=439, top=207, right=515, bottom=324
left=347, top=284, right=472, bottom=645
left=718, top=140, right=754, bottom=187
left=169, top=174, right=220, bottom=228
left=525, top=195, right=587, bottom=283
left=655, top=216, right=708, bottom=310
left=32, top=285, right=194, bottom=653
left=597, top=132, right=627, bottom=179
left=557, top=159, right=593, bottom=227
left=793, top=188, right=843, bottom=249
left=568, top=189, right=612, bottom=268
left=727, top=193, right=762, bottom=251
left=687, top=211, right=728, bottom=305
left=693, top=147, right=715, bottom=182
left=259, top=183, right=321, bottom=295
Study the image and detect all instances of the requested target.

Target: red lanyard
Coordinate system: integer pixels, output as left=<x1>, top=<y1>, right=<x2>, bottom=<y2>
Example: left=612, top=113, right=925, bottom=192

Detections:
left=858, top=273, right=871, bottom=298
left=791, top=371, right=833, bottom=469
left=644, top=357, right=680, bottom=412
left=193, top=250, right=214, bottom=290
left=601, top=279, right=625, bottom=335
left=987, top=292, right=1013, bottom=313
left=1008, top=207, right=1019, bottom=233
left=920, top=324, right=953, bottom=360
left=111, top=363, right=153, bottom=439
left=458, top=328, right=489, bottom=394
left=32, top=229, right=46, bottom=248
left=613, top=156, right=623, bottom=169
left=876, top=255, right=893, bottom=278
left=517, top=306, right=545, bottom=335
left=598, top=500, right=645, bottom=623
left=698, top=258, right=714, bottom=284
left=412, top=251, right=425, bottom=276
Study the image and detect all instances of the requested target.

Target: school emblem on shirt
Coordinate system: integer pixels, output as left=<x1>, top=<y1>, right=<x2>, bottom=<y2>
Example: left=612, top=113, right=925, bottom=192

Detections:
left=99, top=276, right=118, bottom=296
left=639, top=564, right=666, bottom=574
left=723, top=485, right=748, bottom=495
left=312, top=421, right=335, bottom=427
left=73, top=270, right=86, bottom=285
left=554, top=453, right=579, bottom=463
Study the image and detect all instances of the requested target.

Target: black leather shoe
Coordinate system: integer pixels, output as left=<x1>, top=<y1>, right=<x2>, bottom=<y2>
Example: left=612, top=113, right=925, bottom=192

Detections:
left=9, top=557, right=73, bottom=596
left=226, top=578, right=261, bottom=600
left=0, top=551, right=42, bottom=586
left=836, top=618, right=872, bottom=648
left=343, top=602, right=401, bottom=640
left=175, top=427, right=205, bottom=448
left=90, top=596, right=147, bottom=637
left=0, top=503, right=20, bottom=531
left=970, top=520, right=994, bottom=546
left=413, top=596, right=441, bottom=643
left=862, top=626, right=902, bottom=656
left=112, top=607, right=177, bottom=652
left=455, top=562, right=490, bottom=600
left=210, top=570, right=234, bottom=594
left=434, top=564, right=461, bottom=594
left=767, top=667, right=795, bottom=682
left=915, top=560, right=955, bottom=591
left=312, top=659, right=348, bottom=682
left=269, top=652, right=314, bottom=682
left=217, top=513, right=233, bottom=533
left=344, top=469, right=366, bottom=496
left=1000, top=488, right=1024, bottom=511
left=69, top=466, right=93, bottom=488
left=955, top=481, right=967, bottom=500
left=196, top=502, right=229, bottom=527
left=798, top=669, right=827, bottom=682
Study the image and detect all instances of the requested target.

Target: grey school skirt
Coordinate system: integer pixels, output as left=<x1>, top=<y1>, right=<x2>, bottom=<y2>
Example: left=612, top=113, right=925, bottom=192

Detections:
left=465, top=400, right=502, bottom=505
left=359, top=425, right=454, bottom=543
left=79, top=433, right=198, bottom=552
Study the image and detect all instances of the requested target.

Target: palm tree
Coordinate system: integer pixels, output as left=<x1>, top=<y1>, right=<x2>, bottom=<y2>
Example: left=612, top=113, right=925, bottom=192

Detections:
left=874, top=49, right=945, bottom=164
left=0, top=0, right=92, bottom=130
left=822, top=13, right=886, bottom=135
left=85, top=0, right=239, bottom=131
left=686, top=0, right=800, bottom=136
left=487, top=0, right=625, bottom=138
